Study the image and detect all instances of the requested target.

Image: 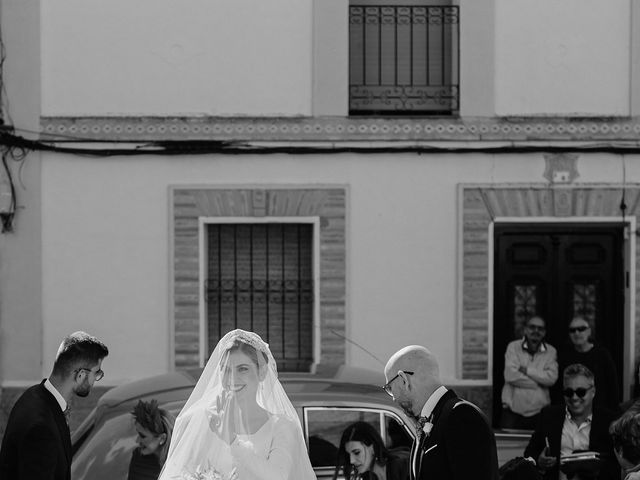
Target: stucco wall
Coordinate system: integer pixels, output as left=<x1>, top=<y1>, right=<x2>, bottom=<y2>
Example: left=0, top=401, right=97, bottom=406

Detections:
left=40, top=0, right=313, bottom=116
left=40, top=0, right=636, bottom=117
left=0, top=1, right=42, bottom=385
left=495, top=0, right=631, bottom=116
left=33, top=150, right=638, bottom=386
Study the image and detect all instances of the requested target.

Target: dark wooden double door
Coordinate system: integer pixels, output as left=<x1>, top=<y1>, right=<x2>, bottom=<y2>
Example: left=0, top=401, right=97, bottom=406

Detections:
left=492, top=224, right=625, bottom=425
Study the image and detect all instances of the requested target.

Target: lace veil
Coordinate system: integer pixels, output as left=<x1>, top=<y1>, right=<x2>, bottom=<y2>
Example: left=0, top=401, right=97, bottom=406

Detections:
left=158, top=329, right=315, bottom=480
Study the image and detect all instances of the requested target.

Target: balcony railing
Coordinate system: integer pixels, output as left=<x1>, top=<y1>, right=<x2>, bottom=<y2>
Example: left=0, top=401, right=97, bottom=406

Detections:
left=349, top=5, right=459, bottom=115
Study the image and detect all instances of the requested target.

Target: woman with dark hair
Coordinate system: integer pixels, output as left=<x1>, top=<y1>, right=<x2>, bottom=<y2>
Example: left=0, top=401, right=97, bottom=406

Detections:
left=333, top=421, right=409, bottom=480
left=557, top=316, right=620, bottom=411
left=128, top=399, right=175, bottom=480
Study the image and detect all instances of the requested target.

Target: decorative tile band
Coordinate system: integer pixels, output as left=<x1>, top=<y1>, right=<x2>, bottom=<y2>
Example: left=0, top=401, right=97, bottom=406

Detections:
left=40, top=116, right=640, bottom=143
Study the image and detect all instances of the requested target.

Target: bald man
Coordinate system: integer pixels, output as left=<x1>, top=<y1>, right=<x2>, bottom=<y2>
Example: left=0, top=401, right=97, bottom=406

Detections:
left=384, top=345, right=499, bottom=480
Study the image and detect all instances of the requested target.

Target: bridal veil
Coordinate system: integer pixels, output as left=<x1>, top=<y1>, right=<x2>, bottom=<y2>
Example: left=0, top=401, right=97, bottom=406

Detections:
left=158, top=329, right=315, bottom=480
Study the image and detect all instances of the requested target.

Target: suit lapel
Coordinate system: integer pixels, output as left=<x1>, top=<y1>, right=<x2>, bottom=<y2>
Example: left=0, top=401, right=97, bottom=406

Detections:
left=414, top=390, right=457, bottom=480
left=546, top=406, right=565, bottom=459
left=37, top=382, right=72, bottom=465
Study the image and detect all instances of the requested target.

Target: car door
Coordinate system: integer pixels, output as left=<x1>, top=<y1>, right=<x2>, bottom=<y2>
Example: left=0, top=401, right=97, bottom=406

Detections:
left=302, top=406, right=414, bottom=480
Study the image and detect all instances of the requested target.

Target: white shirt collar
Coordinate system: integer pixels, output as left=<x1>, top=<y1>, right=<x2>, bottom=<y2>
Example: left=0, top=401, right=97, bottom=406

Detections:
left=420, top=385, right=448, bottom=418
left=44, top=378, right=67, bottom=412
left=564, top=406, right=593, bottom=425
left=521, top=337, right=547, bottom=353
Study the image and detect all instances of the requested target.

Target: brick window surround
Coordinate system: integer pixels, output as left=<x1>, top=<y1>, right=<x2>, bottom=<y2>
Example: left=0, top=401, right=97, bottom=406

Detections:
left=461, top=185, right=639, bottom=381
left=172, top=187, right=347, bottom=370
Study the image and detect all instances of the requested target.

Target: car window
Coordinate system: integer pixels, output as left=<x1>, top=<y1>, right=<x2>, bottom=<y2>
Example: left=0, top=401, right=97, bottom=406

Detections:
left=304, top=407, right=411, bottom=469
left=72, top=413, right=136, bottom=480
left=383, top=412, right=413, bottom=451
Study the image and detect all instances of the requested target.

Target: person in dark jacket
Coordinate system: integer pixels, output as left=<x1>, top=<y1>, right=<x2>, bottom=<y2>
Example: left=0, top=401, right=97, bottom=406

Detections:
left=333, top=421, right=409, bottom=480
left=384, top=345, right=499, bottom=480
left=128, top=399, right=175, bottom=480
left=0, top=331, right=109, bottom=480
left=524, top=363, right=619, bottom=480
left=556, top=317, right=620, bottom=412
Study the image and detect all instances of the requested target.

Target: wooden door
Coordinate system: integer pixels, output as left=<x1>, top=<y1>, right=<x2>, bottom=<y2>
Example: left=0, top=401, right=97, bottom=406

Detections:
left=492, top=224, right=625, bottom=425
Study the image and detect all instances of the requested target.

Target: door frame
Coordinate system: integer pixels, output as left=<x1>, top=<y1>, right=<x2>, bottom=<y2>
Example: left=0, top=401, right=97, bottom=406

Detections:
left=488, top=216, right=636, bottom=400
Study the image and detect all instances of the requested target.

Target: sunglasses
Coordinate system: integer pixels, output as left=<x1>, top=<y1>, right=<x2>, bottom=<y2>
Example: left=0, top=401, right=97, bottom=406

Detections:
left=562, top=386, right=593, bottom=398
left=568, top=326, right=589, bottom=333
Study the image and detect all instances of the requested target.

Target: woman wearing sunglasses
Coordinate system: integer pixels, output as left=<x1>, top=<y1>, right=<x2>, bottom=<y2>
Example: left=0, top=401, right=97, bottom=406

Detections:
left=557, top=317, right=620, bottom=412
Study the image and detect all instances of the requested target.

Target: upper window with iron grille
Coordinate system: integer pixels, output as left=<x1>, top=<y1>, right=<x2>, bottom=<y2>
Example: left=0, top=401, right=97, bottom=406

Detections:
left=349, top=0, right=459, bottom=115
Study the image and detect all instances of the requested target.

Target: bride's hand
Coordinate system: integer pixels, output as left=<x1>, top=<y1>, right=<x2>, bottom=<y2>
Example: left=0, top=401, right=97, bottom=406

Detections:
left=206, top=392, right=224, bottom=432
left=207, top=390, right=237, bottom=444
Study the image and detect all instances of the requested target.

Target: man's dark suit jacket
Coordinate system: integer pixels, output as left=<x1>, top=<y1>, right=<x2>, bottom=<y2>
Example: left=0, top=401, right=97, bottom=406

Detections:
left=523, top=404, right=620, bottom=480
left=411, top=389, right=499, bottom=480
left=0, top=380, right=72, bottom=480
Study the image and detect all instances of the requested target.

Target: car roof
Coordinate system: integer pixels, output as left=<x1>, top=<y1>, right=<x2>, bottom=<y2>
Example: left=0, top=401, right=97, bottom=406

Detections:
left=97, top=365, right=388, bottom=409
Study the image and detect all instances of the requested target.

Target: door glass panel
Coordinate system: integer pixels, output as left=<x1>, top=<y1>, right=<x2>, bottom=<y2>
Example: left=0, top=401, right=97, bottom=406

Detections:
left=572, top=282, right=598, bottom=335
left=513, top=284, right=537, bottom=337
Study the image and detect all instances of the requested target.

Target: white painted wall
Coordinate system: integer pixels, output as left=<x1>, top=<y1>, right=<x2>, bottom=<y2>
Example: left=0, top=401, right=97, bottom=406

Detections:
left=36, top=151, right=634, bottom=385
left=40, top=0, right=635, bottom=118
left=495, top=0, right=631, bottom=116
left=0, top=1, right=42, bottom=385
left=41, top=0, right=313, bottom=116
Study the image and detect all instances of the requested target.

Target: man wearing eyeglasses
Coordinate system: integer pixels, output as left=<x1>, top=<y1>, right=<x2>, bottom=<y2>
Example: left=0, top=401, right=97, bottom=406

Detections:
left=0, top=331, right=109, bottom=480
left=524, top=363, right=619, bottom=480
left=501, top=316, right=559, bottom=430
left=384, top=345, right=499, bottom=480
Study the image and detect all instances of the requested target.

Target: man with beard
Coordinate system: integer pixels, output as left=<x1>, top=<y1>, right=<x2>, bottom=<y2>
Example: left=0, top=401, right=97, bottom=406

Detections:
left=383, top=345, right=498, bottom=480
left=501, top=316, right=558, bottom=430
left=0, top=331, right=109, bottom=480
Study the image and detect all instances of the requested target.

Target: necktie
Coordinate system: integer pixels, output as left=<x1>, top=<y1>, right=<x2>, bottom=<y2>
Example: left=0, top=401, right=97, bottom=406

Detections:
left=63, top=406, right=71, bottom=426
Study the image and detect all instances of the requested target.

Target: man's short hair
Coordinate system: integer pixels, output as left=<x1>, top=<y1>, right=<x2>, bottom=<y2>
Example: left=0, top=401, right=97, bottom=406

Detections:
left=562, top=363, right=594, bottom=384
left=526, top=316, right=545, bottom=326
left=52, top=331, right=109, bottom=377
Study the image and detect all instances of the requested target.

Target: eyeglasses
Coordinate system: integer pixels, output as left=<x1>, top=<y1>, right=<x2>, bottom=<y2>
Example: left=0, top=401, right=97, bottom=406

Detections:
left=568, top=326, right=589, bottom=333
left=382, top=371, right=414, bottom=397
left=76, top=367, right=104, bottom=381
left=526, top=325, right=546, bottom=332
left=562, top=386, right=593, bottom=398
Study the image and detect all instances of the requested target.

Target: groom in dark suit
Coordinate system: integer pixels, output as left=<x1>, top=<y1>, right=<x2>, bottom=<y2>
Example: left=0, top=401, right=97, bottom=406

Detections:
left=0, top=331, right=109, bottom=480
left=384, top=345, right=499, bottom=480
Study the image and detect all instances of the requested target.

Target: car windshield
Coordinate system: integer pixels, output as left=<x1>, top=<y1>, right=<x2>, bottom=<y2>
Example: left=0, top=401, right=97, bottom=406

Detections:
left=72, top=413, right=137, bottom=480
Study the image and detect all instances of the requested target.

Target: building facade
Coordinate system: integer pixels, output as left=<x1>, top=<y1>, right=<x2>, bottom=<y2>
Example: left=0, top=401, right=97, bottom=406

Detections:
left=1, top=0, right=640, bottom=428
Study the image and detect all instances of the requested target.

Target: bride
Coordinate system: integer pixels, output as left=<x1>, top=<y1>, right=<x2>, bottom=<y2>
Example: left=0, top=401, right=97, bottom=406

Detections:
left=158, top=329, right=316, bottom=480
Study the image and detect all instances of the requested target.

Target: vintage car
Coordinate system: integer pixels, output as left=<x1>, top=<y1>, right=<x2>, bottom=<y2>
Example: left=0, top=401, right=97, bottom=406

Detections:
left=71, top=366, right=530, bottom=480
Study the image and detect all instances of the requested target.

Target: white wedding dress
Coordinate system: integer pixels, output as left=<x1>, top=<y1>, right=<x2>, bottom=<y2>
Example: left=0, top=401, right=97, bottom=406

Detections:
left=158, top=330, right=315, bottom=480
left=230, top=414, right=303, bottom=480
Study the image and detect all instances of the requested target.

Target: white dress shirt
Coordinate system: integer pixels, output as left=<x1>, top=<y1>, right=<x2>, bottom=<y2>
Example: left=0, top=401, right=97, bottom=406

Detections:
left=559, top=409, right=592, bottom=480
left=44, top=378, right=68, bottom=413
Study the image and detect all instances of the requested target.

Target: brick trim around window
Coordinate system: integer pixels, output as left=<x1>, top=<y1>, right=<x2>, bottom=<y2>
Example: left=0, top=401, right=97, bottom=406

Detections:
left=172, top=187, right=347, bottom=370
